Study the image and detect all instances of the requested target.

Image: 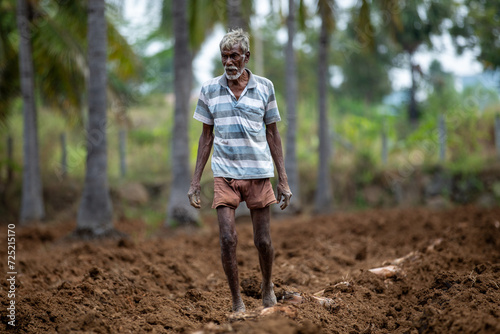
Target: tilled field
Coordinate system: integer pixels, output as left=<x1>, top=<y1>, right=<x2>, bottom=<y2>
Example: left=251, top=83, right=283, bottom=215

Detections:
left=1, top=205, right=499, bottom=333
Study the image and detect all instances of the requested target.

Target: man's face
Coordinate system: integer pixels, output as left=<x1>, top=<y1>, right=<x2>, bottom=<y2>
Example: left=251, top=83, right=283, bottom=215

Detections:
left=221, top=44, right=249, bottom=80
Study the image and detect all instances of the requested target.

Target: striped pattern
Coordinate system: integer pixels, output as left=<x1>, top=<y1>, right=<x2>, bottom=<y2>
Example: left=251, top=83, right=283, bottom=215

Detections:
left=193, top=69, right=281, bottom=179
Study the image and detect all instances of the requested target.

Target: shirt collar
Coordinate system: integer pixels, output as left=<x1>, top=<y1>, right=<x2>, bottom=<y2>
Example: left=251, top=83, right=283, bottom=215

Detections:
left=219, top=69, right=257, bottom=89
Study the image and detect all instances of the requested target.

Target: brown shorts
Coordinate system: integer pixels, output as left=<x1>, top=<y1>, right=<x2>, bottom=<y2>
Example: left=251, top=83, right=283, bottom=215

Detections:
left=212, top=177, right=278, bottom=210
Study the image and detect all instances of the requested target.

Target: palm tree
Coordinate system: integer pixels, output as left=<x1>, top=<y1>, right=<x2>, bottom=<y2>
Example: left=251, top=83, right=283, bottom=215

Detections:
left=5, top=0, right=139, bottom=227
left=157, top=0, right=226, bottom=225
left=3, top=0, right=140, bottom=119
left=75, top=0, right=117, bottom=238
left=17, top=0, right=45, bottom=224
left=227, top=0, right=251, bottom=30
left=284, top=0, right=301, bottom=212
left=166, top=0, right=199, bottom=225
left=314, top=0, right=335, bottom=213
left=370, top=0, right=453, bottom=124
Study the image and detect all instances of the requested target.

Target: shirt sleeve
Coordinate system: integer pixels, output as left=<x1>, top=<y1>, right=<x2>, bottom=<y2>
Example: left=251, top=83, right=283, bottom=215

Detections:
left=264, top=82, right=281, bottom=125
left=193, top=87, right=214, bottom=125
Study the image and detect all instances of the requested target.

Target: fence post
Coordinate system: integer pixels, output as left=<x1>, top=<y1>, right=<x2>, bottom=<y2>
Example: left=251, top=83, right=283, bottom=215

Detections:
left=382, top=130, right=388, bottom=165
left=495, top=114, right=500, bottom=159
left=119, top=128, right=127, bottom=178
left=438, top=114, right=446, bottom=162
left=60, top=132, right=67, bottom=178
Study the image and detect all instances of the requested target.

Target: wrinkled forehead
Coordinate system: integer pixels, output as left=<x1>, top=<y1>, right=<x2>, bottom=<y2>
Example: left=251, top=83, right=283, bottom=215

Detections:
left=220, top=44, right=243, bottom=54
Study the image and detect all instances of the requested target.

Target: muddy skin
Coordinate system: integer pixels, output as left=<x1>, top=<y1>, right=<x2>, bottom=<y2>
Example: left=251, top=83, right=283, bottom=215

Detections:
left=250, top=207, right=277, bottom=308
left=217, top=205, right=277, bottom=312
left=217, top=206, right=245, bottom=312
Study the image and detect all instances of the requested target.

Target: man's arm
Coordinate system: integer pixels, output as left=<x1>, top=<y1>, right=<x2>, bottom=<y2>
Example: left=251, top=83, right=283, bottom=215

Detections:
left=266, top=122, right=292, bottom=210
left=188, top=123, right=214, bottom=208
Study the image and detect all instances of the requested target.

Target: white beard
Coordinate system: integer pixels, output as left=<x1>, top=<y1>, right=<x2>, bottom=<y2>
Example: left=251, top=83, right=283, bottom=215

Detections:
left=225, top=66, right=244, bottom=80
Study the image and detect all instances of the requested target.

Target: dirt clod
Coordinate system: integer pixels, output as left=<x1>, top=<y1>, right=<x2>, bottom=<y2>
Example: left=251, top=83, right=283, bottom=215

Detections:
left=1, top=205, right=499, bottom=333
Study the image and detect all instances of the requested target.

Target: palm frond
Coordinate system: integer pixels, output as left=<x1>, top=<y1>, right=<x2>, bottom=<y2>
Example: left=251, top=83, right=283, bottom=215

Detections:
left=31, top=0, right=87, bottom=113
left=381, top=0, right=402, bottom=32
left=356, top=0, right=375, bottom=52
left=189, top=0, right=226, bottom=53
left=108, top=22, right=143, bottom=81
left=297, top=0, right=308, bottom=31
left=159, top=0, right=173, bottom=38
left=317, top=0, right=336, bottom=33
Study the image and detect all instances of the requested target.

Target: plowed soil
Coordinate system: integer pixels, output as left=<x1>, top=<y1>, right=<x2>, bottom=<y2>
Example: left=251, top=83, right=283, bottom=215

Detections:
left=1, top=205, right=500, bottom=333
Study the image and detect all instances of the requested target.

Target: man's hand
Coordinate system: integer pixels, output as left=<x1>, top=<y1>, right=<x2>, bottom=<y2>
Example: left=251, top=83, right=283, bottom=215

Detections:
left=276, top=181, right=292, bottom=210
left=188, top=183, right=202, bottom=209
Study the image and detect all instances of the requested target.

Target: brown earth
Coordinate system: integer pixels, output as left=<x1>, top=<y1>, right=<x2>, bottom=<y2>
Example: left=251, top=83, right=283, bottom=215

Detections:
left=1, top=205, right=499, bottom=333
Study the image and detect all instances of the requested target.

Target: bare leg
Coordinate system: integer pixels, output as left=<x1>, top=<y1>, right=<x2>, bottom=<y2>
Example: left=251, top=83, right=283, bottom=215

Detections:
left=250, top=206, right=277, bottom=308
left=216, top=206, right=245, bottom=312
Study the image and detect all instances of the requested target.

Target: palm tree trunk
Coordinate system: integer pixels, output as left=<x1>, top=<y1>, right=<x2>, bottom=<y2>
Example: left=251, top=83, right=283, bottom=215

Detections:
left=75, top=0, right=115, bottom=238
left=167, top=0, right=198, bottom=226
left=227, top=0, right=246, bottom=30
left=285, top=0, right=300, bottom=212
left=314, top=16, right=333, bottom=213
left=17, top=0, right=45, bottom=224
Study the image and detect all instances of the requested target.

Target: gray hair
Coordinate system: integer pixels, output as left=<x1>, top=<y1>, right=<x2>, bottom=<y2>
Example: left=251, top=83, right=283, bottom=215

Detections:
left=219, top=28, right=250, bottom=54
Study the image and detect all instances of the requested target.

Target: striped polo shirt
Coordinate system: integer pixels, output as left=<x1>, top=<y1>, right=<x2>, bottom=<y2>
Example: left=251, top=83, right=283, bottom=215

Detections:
left=193, top=69, right=281, bottom=179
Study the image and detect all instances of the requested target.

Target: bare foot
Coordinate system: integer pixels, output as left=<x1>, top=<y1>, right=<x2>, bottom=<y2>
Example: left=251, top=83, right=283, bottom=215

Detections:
left=232, top=300, right=246, bottom=313
left=262, top=283, right=277, bottom=308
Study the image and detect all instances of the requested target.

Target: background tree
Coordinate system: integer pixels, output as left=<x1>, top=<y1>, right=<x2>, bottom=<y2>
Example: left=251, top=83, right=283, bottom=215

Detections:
left=2, top=0, right=139, bottom=118
left=156, top=0, right=230, bottom=225
left=284, top=0, right=307, bottom=212
left=166, top=0, right=199, bottom=225
left=139, top=47, right=174, bottom=94
left=423, top=59, right=460, bottom=120
left=17, top=0, right=45, bottom=223
left=338, top=2, right=392, bottom=104
left=384, top=0, right=455, bottom=124
left=3, top=0, right=139, bottom=225
left=75, top=0, right=117, bottom=238
left=3, top=0, right=139, bottom=169
left=338, top=48, right=392, bottom=104
left=314, top=0, right=335, bottom=213
left=226, top=0, right=251, bottom=30
left=450, top=0, right=500, bottom=72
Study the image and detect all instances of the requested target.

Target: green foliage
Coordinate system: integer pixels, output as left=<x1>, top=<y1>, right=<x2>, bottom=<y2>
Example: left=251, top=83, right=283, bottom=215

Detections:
left=445, top=154, right=486, bottom=175
left=129, top=128, right=159, bottom=146
left=317, top=0, right=336, bottom=32
left=392, top=0, right=455, bottom=54
left=0, top=0, right=141, bottom=126
left=123, top=205, right=165, bottom=237
left=2, top=83, right=498, bottom=210
left=155, top=0, right=226, bottom=53
left=139, top=47, right=174, bottom=94
left=4, top=0, right=500, bottom=212
left=423, top=60, right=460, bottom=117
left=352, top=149, right=377, bottom=186
left=0, top=0, right=19, bottom=125
left=334, top=1, right=396, bottom=104
left=0, top=134, right=21, bottom=180
left=243, top=15, right=321, bottom=102
left=338, top=48, right=392, bottom=104
left=451, top=0, right=500, bottom=70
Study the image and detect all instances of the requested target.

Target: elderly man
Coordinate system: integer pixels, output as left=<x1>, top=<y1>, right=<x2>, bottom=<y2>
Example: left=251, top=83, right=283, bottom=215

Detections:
left=187, top=29, right=292, bottom=313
